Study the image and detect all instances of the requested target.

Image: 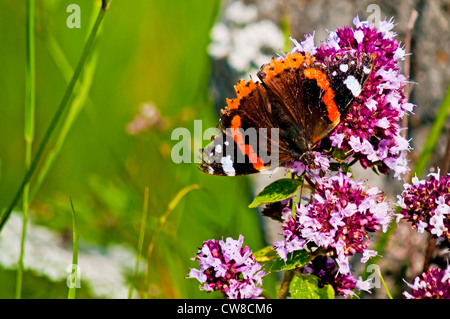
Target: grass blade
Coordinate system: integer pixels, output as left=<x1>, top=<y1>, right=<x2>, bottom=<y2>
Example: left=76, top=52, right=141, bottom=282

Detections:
left=377, top=268, right=393, bottom=299
left=30, top=36, right=100, bottom=200
left=128, top=187, right=149, bottom=299
left=144, top=184, right=201, bottom=298
left=411, top=84, right=450, bottom=178
left=16, top=0, right=35, bottom=299
left=68, top=198, right=79, bottom=299
left=0, top=2, right=109, bottom=232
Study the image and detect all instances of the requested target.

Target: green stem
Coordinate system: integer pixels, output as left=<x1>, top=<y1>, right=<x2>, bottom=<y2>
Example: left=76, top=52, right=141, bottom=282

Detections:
left=128, top=187, right=149, bottom=299
left=0, top=3, right=108, bottom=233
left=30, top=15, right=101, bottom=201
left=16, top=0, right=35, bottom=299
left=277, top=269, right=295, bottom=299
left=68, top=198, right=79, bottom=299
left=144, top=184, right=201, bottom=298
left=377, top=268, right=393, bottom=299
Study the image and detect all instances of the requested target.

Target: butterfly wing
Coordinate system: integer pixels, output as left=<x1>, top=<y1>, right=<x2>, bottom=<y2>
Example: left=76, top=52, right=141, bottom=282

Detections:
left=199, top=80, right=289, bottom=176
left=199, top=51, right=374, bottom=176
left=258, top=51, right=373, bottom=152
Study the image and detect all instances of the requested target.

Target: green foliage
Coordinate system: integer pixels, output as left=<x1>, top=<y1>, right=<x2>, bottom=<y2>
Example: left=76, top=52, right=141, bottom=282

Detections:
left=255, top=246, right=311, bottom=272
left=249, top=178, right=302, bottom=208
left=0, top=0, right=270, bottom=298
left=271, top=250, right=311, bottom=272
left=290, top=274, right=334, bottom=299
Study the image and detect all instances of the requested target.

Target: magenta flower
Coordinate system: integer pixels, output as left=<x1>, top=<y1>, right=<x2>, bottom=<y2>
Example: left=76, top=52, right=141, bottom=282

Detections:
left=403, top=263, right=450, bottom=299
left=290, top=16, right=414, bottom=179
left=188, top=235, right=266, bottom=299
left=396, top=169, right=450, bottom=239
left=274, top=172, right=392, bottom=275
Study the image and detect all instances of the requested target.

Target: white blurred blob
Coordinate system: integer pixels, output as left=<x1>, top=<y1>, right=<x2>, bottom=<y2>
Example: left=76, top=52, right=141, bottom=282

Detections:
left=0, top=213, right=144, bottom=298
left=208, top=1, right=284, bottom=74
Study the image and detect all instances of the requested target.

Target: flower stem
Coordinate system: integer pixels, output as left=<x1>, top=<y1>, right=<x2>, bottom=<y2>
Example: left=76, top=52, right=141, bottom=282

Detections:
left=67, top=198, right=79, bottom=299
left=377, top=268, right=393, bottom=299
left=16, top=0, right=35, bottom=299
left=0, top=2, right=108, bottom=233
left=145, top=184, right=201, bottom=298
left=128, top=186, right=149, bottom=299
left=277, top=269, right=295, bottom=299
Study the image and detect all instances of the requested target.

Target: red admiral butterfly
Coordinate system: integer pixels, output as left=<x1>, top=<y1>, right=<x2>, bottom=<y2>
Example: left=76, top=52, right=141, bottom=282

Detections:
left=200, top=51, right=374, bottom=176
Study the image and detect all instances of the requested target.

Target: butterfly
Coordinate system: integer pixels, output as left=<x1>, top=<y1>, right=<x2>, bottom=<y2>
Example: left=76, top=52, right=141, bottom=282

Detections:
left=199, top=50, right=374, bottom=176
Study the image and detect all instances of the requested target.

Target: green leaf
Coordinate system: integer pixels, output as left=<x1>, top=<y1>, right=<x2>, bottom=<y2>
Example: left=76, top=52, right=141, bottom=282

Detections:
left=371, top=166, right=380, bottom=176
left=248, top=178, right=302, bottom=208
left=331, top=147, right=348, bottom=161
left=329, top=162, right=352, bottom=174
left=254, top=246, right=277, bottom=262
left=271, top=250, right=310, bottom=272
left=290, top=274, right=335, bottom=299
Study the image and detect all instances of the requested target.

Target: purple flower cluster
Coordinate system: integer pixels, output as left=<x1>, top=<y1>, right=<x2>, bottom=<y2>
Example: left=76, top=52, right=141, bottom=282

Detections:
left=403, top=263, right=450, bottom=299
left=188, top=235, right=266, bottom=299
left=286, top=151, right=330, bottom=182
left=292, top=16, right=414, bottom=179
left=301, top=255, right=372, bottom=297
left=274, top=172, right=392, bottom=276
left=191, top=16, right=415, bottom=299
left=396, top=169, right=450, bottom=239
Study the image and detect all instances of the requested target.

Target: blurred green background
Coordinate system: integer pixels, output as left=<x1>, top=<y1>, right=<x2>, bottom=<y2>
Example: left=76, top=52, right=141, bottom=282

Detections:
left=0, top=0, right=275, bottom=298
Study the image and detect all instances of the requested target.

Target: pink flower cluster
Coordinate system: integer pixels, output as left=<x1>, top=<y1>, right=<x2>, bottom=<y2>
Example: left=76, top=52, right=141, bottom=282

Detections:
left=188, top=235, right=266, bottom=299
left=273, top=172, right=392, bottom=276
left=292, top=16, right=414, bottom=179
left=403, top=263, right=450, bottom=299
left=396, top=169, right=450, bottom=239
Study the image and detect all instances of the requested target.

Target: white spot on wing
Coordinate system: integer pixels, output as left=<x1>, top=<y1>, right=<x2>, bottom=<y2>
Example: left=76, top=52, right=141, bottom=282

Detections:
left=339, top=64, right=348, bottom=72
left=215, top=144, right=222, bottom=153
left=221, top=155, right=236, bottom=176
left=332, top=71, right=337, bottom=76
left=344, top=75, right=362, bottom=97
left=363, top=65, right=371, bottom=74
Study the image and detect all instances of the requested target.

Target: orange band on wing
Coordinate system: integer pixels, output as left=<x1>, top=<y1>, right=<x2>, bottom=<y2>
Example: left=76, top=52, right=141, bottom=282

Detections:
left=304, top=68, right=329, bottom=90
left=323, top=88, right=340, bottom=123
left=226, top=80, right=257, bottom=110
left=229, top=115, right=264, bottom=171
left=261, top=52, right=310, bottom=79
left=231, top=114, right=241, bottom=128
left=304, top=68, right=340, bottom=123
